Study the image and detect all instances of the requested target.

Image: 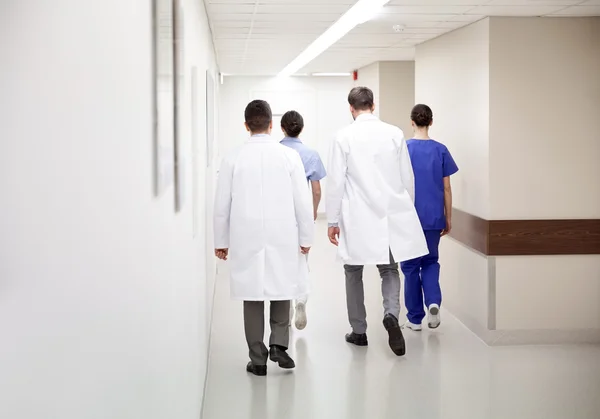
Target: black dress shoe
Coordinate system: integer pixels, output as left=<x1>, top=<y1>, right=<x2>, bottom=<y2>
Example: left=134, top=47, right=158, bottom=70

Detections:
left=246, top=362, right=267, bottom=376
left=345, top=332, right=368, bottom=346
left=269, top=345, right=295, bottom=369
left=383, top=314, right=406, bottom=356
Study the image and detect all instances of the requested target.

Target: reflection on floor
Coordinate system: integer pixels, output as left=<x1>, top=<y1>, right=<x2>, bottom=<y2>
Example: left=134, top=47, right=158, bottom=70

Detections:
left=202, top=222, right=600, bottom=419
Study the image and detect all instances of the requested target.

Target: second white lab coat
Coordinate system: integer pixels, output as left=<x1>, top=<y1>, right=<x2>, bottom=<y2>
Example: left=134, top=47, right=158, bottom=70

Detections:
left=326, top=114, right=428, bottom=265
left=214, top=135, right=314, bottom=301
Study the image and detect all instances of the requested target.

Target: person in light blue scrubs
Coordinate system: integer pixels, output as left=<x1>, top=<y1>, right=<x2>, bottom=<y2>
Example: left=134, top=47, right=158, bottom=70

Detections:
left=280, top=110, right=326, bottom=331
left=401, top=104, right=458, bottom=331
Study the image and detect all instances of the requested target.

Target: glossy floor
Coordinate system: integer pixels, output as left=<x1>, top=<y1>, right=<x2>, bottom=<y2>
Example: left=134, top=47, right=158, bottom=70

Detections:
left=202, top=222, right=600, bottom=419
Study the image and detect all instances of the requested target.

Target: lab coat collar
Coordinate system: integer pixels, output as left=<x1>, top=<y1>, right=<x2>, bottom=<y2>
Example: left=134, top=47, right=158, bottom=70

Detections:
left=354, top=113, right=378, bottom=123
left=249, top=133, right=274, bottom=143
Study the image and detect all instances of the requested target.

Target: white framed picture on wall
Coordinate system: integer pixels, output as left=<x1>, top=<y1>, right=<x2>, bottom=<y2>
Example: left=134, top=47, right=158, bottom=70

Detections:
left=206, top=70, right=215, bottom=168
left=153, top=0, right=175, bottom=198
left=191, top=66, right=199, bottom=237
left=173, top=0, right=185, bottom=212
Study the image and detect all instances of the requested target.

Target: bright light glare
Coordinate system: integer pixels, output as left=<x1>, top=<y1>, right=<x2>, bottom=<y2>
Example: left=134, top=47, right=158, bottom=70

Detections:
left=278, top=0, right=390, bottom=77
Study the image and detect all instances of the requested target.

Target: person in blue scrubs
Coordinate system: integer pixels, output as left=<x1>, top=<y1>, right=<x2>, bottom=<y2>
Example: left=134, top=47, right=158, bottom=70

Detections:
left=280, top=110, right=326, bottom=330
left=401, top=104, right=458, bottom=331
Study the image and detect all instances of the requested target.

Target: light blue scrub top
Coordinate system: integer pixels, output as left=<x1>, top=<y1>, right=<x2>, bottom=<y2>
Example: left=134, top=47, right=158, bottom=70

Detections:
left=280, top=137, right=326, bottom=182
left=406, top=139, right=459, bottom=231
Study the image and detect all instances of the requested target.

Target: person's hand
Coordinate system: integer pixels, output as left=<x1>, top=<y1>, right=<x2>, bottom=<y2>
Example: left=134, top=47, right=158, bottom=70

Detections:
left=441, top=218, right=452, bottom=237
left=313, top=210, right=318, bottom=221
left=328, top=226, right=340, bottom=246
left=215, top=248, right=229, bottom=260
left=300, top=246, right=311, bottom=255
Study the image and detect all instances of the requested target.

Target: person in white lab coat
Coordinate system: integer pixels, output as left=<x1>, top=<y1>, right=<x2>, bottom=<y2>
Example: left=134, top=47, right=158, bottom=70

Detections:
left=214, top=100, right=314, bottom=376
left=326, top=87, right=428, bottom=356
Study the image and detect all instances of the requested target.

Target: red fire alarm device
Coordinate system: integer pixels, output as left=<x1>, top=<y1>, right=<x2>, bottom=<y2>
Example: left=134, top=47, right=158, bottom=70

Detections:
left=353, top=70, right=358, bottom=81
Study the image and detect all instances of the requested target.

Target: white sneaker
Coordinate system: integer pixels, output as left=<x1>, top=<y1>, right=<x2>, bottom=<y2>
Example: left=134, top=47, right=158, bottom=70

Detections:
left=403, top=321, right=422, bottom=331
left=294, top=302, right=307, bottom=330
left=428, top=304, right=441, bottom=329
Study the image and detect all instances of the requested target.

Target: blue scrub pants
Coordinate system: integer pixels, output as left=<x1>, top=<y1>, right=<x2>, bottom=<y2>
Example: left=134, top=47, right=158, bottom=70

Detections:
left=400, top=230, right=442, bottom=325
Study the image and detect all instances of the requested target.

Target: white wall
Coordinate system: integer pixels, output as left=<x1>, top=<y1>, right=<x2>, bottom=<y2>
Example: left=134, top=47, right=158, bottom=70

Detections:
left=489, top=17, right=600, bottom=220
left=415, top=19, right=493, bottom=337
left=488, top=17, right=600, bottom=336
left=495, top=255, right=600, bottom=331
left=416, top=18, right=491, bottom=220
left=439, top=240, right=494, bottom=336
left=218, top=75, right=354, bottom=213
left=0, top=1, right=218, bottom=417
left=415, top=17, right=600, bottom=344
left=379, top=61, right=416, bottom=139
left=354, top=62, right=381, bottom=117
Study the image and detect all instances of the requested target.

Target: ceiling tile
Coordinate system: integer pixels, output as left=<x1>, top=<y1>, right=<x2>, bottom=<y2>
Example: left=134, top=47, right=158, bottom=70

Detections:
left=213, top=20, right=332, bottom=29
left=446, top=14, right=485, bottom=21
left=211, top=13, right=342, bottom=21
left=209, top=3, right=350, bottom=14
left=207, top=0, right=256, bottom=3
left=389, top=0, right=482, bottom=4
left=486, top=0, right=580, bottom=4
left=353, top=20, right=445, bottom=33
left=466, top=5, right=567, bottom=16
left=371, top=13, right=464, bottom=23
left=257, top=4, right=350, bottom=14
left=548, top=5, right=600, bottom=15
left=382, top=5, right=474, bottom=14
left=207, top=4, right=256, bottom=14
left=209, top=0, right=354, bottom=3
left=208, top=0, right=597, bottom=75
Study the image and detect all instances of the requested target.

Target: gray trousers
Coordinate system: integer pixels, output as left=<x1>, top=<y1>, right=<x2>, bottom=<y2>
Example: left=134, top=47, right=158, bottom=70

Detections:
left=244, top=300, right=290, bottom=365
left=344, top=253, right=401, bottom=334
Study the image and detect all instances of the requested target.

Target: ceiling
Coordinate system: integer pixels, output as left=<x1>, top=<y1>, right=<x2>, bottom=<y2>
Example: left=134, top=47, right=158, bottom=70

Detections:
left=205, top=0, right=600, bottom=75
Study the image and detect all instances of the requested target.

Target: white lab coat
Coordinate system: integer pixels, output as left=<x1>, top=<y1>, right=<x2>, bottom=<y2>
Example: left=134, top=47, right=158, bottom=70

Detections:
left=214, top=134, right=314, bottom=301
left=326, top=114, right=428, bottom=265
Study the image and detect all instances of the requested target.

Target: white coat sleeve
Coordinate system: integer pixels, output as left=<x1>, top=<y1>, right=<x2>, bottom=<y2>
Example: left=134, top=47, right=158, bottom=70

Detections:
left=213, top=157, right=233, bottom=249
left=290, top=152, right=314, bottom=248
left=326, top=137, right=347, bottom=225
left=398, top=134, right=415, bottom=202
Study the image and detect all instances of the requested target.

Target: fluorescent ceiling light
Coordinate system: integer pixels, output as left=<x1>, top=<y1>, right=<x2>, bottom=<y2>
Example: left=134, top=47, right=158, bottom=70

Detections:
left=312, top=73, right=352, bottom=77
left=278, top=0, right=390, bottom=77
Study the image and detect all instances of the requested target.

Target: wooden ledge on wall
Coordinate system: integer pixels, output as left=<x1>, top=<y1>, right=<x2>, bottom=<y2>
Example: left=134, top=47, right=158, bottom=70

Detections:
left=449, top=208, right=600, bottom=256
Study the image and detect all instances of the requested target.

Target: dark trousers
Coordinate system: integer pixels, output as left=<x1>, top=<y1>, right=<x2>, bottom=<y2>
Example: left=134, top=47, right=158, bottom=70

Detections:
left=343, top=251, right=401, bottom=334
left=243, top=300, right=290, bottom=365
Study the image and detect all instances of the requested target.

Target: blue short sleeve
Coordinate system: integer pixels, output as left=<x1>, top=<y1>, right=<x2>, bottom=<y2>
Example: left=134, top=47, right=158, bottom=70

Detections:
left=306, top=152, right=327, bottom=181
left=442, top=147, right=459, bottom=177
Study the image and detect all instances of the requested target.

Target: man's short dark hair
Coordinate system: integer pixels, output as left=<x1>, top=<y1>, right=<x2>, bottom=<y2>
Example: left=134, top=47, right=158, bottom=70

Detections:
left=245, top=100, right=272, bottom=132
left=348, top=87, right=374, bottom=111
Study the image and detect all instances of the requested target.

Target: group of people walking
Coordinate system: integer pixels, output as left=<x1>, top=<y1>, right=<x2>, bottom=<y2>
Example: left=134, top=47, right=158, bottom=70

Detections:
left=213, top=86, right=458, bottom=376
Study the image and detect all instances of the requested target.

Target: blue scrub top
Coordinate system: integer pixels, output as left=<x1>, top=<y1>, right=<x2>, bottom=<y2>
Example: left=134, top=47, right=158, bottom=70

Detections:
left=406, top=139, right=458, bottom=231
left=280, top=137, right=327, bottom=182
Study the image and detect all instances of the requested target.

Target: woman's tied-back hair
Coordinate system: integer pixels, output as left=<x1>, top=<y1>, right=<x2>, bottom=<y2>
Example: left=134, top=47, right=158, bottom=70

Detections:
left=245, top=100, right=272, bottom=132
left=281, top=110, right=304, bottom=138
left=411, top=104, right=433, bottom=127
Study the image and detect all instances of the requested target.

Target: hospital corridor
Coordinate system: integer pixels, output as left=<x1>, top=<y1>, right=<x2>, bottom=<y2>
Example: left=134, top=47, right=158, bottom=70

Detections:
left=202, top=221, right=600, bottom=419
left=1, top=1, right=600, bottom=419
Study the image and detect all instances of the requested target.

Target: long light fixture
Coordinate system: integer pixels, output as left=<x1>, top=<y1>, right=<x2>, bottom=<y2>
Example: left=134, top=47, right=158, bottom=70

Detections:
left=278, top=0, right=390, bottom=77
left=312, top=72, right=352, bottom=77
